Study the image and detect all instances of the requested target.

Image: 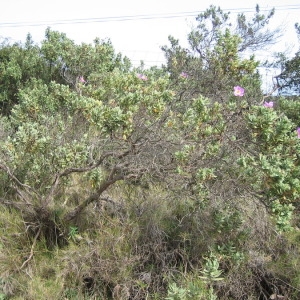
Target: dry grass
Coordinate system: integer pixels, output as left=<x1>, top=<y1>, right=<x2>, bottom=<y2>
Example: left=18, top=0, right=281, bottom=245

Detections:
left=0, top=181, right=300, bottom=299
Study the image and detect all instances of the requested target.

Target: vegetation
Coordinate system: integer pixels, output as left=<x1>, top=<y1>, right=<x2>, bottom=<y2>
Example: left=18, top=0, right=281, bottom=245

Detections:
left=0, top=5, right=300, bottom=300
left=271, top=22, right=300, bottom=96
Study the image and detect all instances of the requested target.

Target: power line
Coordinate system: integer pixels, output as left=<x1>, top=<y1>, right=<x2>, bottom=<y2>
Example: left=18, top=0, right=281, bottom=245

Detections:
left=0, top=5, right=300, bottom=28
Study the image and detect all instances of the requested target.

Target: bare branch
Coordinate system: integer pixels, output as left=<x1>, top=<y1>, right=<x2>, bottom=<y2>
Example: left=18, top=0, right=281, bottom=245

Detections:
left=0, top=162, right=39, bottom=202
left=260, top=84, right=280, bottom=104
left=64, top=172, right=125, bottom=222
left=43, top=151, right=116, bottom=207
left=0, top=162, right=33, bottom=191
left=18, top=226, right=41, bottom=271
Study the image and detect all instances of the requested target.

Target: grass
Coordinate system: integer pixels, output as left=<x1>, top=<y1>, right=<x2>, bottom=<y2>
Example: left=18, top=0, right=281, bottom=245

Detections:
left=0, top=182, right=300, bottom=299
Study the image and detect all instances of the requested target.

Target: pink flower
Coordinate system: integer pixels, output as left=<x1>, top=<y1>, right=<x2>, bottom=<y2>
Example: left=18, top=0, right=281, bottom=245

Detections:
left=297, top=128, right=300, bottom=139
left=180, top=72, right=188, bottom=78
left=79, top=76, right=86, bottom=83
left=263, top=101, right=274, bottom=108
left=233, top=86, right=245, bottom=97
left=137, top=73, right=148, bottom=81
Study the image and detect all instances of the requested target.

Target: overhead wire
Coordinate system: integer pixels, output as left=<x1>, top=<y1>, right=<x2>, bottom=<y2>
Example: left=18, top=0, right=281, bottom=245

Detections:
left=0, top=5, right=300, bottom=27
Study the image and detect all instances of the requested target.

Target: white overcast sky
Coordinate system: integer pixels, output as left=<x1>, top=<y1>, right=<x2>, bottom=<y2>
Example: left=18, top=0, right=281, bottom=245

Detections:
left=0, top=0, right=299, bottom=75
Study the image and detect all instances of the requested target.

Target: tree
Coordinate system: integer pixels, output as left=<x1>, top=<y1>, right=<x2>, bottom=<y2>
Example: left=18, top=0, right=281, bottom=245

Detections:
left=0, top=27, right=257, bottom=247
left=162, top=5, right=281, bottom=102
left=274, top=25, right=300, bottom=95
left=0, top=34, right=49, bottom=115
left=0, top=49, right=174, bottom=232
left=0, top=28, right=131, bottom=115
left=235, top=4, right=281, bottom=52
left=275, top=54, right=300, bottom=96
left=1, top=23, right=300, bottom=299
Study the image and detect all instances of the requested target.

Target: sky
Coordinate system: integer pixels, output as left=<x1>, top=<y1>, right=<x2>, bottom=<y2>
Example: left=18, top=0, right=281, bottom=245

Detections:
left=0, top=0, right=300, bottom=91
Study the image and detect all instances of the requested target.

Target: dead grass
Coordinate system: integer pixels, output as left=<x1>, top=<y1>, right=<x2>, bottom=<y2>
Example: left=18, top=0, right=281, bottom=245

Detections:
left=1, top=182, right=300, bottom=299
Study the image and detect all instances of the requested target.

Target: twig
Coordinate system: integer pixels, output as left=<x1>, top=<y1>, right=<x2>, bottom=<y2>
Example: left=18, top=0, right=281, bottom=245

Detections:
left=43, top=151, right=116, bottom=207
left=0, top=162, right=38, bottom=197
left=19, top=226, right=41, bottom=271
left=259, top=84, right=279, bottom=105
left=276, top=277, right=300, bottom=292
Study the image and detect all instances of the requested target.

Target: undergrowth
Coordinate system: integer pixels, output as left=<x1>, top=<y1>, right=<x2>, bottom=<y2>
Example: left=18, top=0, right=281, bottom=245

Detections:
left=1, top=182, right=300, bottom=299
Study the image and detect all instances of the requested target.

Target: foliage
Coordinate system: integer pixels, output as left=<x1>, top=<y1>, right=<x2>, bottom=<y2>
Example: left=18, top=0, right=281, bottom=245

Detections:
left=199, top=253, right=224, bottom=282
left=273, top=24, right=300, bottom=95
left=0, top=29, right=130, bottom=115
left=271, top=200, right=295, bottom=232
left=0, top=6, right=300, bottom=299
left=165, top=279, right=218, bottom=300
left=161, top=5, right=279, bottom=102
left=0, top=34, right=49, bottom=115
left=166, top=283, right=187, bottom=300
left=240, top=102, right=300, bottom=208
left=275, top=52, right=300, bottom=96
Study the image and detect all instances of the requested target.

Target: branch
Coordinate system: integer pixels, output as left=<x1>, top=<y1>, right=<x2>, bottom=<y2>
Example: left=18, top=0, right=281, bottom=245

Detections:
left=0, top=163, right=31, bottom=190
left=0, top=196, right=34, bottom=210
left=43, top=151, right=116, bottom=207
left=64, top=173, right=124, bottom=222
left=276, top=277, right=300, bottom=293
left=0, top=162, right=38, bottom=202
left=259, top=84, right=279, bottom=104
left=18, top=226, right=41, bottom=271
left=62, top=155, right=134, bottom=222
